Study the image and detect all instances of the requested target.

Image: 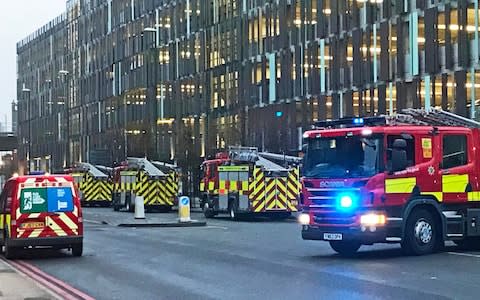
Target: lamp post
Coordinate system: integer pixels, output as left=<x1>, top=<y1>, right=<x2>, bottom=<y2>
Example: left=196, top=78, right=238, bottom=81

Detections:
left=59, top=70, right=70, bottom=167
left=21, top=87, right=31, bottom=172
left=143, top=27, right=158, bottom=158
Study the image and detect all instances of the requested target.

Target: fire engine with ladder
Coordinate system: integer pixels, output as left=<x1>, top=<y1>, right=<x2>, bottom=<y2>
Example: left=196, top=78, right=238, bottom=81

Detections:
left=64, top=162, right=113, bottom=207
left=200, top=147, right=301, bottom=219
left=299, top=108, right=480, bottom=256
left=111, top=157, right=180, bottom=212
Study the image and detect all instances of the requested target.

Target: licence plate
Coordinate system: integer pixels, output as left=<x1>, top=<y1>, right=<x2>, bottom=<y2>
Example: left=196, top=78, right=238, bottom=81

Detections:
left=323, top=233, right=343, bottom=241
left=21, top=222, right=44, bottom=229
left=291, top=200, right=298, bottom=206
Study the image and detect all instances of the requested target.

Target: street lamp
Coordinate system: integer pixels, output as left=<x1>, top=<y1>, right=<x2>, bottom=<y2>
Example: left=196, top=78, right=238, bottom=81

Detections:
left=21, top=87, right=31, bottom=172
left=59, top=70, right=70, bottom=167
left=142, top=27, right=158, bottom=158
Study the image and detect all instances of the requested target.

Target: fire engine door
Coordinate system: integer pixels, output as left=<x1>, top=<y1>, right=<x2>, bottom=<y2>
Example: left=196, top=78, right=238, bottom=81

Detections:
left=218, top=171, right=228, bottom=210
left=440, top=133, right=474, bottom=203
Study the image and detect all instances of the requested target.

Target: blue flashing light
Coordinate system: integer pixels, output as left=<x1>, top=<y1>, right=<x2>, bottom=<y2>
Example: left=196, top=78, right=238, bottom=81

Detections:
left=29, top=171, right=46, bottom=176
left=275, top=111, right=283, bottom=118
left=353, top=118, right=364, bottom=125
left=337, top=193, right=356, bottom=211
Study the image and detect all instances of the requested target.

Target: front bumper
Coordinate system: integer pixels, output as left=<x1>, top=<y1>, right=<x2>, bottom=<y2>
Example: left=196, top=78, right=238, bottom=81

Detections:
left=301, top=214, right=402, bottom=244
left=7, top=236, right=83, bottom=248
left=302, top=225, right=389, bottom=244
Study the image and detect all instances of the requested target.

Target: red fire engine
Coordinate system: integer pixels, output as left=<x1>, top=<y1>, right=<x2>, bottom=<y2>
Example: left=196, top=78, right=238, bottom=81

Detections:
left=200, top=147, right=300, bottom=219
left=299, top=108, right=480, bottom=256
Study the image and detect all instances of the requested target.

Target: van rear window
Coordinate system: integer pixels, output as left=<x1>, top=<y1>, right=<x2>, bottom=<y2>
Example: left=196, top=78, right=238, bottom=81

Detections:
left=20, top=187, right=74, bottom=214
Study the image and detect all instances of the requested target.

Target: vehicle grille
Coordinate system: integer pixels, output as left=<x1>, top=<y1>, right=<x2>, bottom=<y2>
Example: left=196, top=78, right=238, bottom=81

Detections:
left=307, top=188, right=360, bottom=208
left=313, top=212, right=357, bottom=226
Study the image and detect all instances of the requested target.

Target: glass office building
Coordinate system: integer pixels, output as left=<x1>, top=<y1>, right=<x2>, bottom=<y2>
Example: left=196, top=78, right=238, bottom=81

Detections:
left=17, top=0, right=480, bottom=172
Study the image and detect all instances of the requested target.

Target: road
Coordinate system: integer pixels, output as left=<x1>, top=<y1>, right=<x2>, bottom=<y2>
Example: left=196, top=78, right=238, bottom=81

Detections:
left=15, top=208, right=480, bottom=300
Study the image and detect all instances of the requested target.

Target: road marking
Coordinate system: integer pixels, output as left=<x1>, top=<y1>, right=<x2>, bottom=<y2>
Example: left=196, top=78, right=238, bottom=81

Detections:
left=448, top=252, right=480, bottom=258
left=206, top=225, right=228, bottom=230
left=2, top=258, right=95, bottom=300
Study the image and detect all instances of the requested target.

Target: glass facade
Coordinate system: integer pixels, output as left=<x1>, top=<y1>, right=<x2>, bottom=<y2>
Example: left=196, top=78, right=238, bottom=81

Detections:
left=16, top=0, right=480, bottom=173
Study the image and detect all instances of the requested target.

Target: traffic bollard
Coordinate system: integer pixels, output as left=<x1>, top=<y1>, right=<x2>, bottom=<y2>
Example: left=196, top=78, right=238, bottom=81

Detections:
left=178, top=196, right=191, bottom=222
left=134, top=195, right=145, bottom=219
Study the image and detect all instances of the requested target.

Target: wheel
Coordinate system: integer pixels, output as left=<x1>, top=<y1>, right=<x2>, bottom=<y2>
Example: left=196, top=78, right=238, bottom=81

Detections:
left=228, top=199, right=239, bottom=220
left=72, top=243, right=83, bottom=257
left=4, top=246, right=16, bottom=259
left=4, top=241, right=18, bottom=260
left=401, top=209, right=441, bottom=256
left=329, top=241, right=361, bottom=256
left=126, top=199, right=134, bottom=212
left=203, top=202, right=215, bottom=218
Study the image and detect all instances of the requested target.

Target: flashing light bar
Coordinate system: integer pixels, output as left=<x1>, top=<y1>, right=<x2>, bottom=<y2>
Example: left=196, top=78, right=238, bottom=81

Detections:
left=315, top=116, right=387, bottom=129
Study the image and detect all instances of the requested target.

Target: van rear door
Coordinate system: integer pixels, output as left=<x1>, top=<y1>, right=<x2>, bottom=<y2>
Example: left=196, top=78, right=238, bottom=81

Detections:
left=17, top=178, right=79, bottom=239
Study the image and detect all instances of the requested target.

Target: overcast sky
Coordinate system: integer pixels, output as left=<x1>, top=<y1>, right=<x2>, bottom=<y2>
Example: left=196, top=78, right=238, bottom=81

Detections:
left=0, top=0, right=66, bottom=131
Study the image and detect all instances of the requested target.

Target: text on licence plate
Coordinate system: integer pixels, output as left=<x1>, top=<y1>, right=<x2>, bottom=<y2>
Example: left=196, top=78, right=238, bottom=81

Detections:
left=323, top=233, right=343, bottom=241
left=21, top=222, right=44, bottom=229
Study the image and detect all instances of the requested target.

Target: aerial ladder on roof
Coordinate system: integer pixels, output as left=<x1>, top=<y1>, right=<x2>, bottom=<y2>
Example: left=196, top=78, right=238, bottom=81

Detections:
left=393, top=108, right=480, bottom=128
left=111, top=157, right=180, bottom=212
left=200, top=146, right=301, bottom=219
left=315, top=108, right=480, bottom=129
left=64, top=162, right=113, bottom=207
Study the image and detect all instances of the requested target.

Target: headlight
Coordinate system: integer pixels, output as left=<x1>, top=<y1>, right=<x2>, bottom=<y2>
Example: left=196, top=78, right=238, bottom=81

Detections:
left=360, top=213, right=386, bottom=226
left=298, top=213, right=310, bottom=225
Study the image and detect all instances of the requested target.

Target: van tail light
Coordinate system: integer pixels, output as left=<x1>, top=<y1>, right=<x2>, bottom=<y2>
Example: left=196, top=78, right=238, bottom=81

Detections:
left=78, top=217, right=83, bottom=223
left=11, top=220, right=16, bottom=226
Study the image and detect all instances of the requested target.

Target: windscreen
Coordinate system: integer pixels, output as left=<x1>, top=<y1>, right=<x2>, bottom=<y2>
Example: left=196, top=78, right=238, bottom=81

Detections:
left=303, top=135, right=382, bottom=178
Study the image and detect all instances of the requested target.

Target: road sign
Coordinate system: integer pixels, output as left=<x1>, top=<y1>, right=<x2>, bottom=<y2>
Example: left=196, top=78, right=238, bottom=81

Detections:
left=179, top=196, right=191, bottom=222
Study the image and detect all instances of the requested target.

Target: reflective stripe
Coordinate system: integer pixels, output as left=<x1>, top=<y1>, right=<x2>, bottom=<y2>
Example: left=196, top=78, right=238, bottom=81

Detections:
left=218, top=166, right=249, bottom=172
left=468, top=191, right=480, bottom=201
left=385, top=177, right=416, bottom=194
left=219, top=180, right=226, bottom=190
left=421, top=192, right=443, bottom=202
left=442, top=174, right=469, bottom=193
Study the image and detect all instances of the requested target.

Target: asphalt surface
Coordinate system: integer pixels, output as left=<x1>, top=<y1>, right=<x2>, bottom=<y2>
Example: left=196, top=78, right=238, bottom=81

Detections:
left=12, top=208, right=480, bottom=300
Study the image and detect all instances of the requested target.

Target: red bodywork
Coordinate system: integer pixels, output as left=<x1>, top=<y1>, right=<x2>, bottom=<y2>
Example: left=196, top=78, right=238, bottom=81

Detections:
left=1, top=175, right=83, bottom=242
left=301, top=124, right=480, bottom=244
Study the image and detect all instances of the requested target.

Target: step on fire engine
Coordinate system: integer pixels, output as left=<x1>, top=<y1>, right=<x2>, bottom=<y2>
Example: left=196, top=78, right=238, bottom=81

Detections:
left=299, top=108, right=480, bottom=256
left=65, top=163, right=113, bottom=207
left=111, top=157, right=180, bottom=212
left=200, top=147, right=301, bottom=220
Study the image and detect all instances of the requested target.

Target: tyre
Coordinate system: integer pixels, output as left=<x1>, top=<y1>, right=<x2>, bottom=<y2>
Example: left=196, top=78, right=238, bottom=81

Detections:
left=203, top=201, right=215, bottom=218
left=72, top=243, right=83, bottom=257
left=329, top=241, right=361, bottom=256
left=4, top=241, right=18, bottom=260
left=228, top=199, right=239, bottom=221
left=126, top=199, right=134, bottom=212
left=401, top=208, right=441, bottom=256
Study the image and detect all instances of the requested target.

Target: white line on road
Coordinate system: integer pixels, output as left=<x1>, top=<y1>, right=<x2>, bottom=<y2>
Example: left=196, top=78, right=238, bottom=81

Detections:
left=448, top=252, right=480, bottom=258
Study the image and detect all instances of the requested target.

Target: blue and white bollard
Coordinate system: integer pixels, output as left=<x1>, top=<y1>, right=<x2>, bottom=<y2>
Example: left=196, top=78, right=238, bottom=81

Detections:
left=178, top=196, right=191, bottom=222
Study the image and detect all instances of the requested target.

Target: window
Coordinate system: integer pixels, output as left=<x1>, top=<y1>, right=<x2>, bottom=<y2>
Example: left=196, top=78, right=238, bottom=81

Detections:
left=442, top=135, right=468, bottom=169
left=386, top=135, right=415, bottom=169
left=0, top=181, right=14, bottom=213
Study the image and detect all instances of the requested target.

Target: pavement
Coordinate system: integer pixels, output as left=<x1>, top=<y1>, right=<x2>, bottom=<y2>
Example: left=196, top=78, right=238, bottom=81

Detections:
left=83, top=207, right=206, bottom=227
left=8, top=207, right=480, bottom=300
left=0, top=258, right=58, bottom=299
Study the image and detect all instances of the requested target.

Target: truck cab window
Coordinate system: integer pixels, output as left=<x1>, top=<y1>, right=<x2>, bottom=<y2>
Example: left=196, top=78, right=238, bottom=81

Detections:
left=442, top=135, right=468, bottom=169
left=386, top=135, right=415, bottom=170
